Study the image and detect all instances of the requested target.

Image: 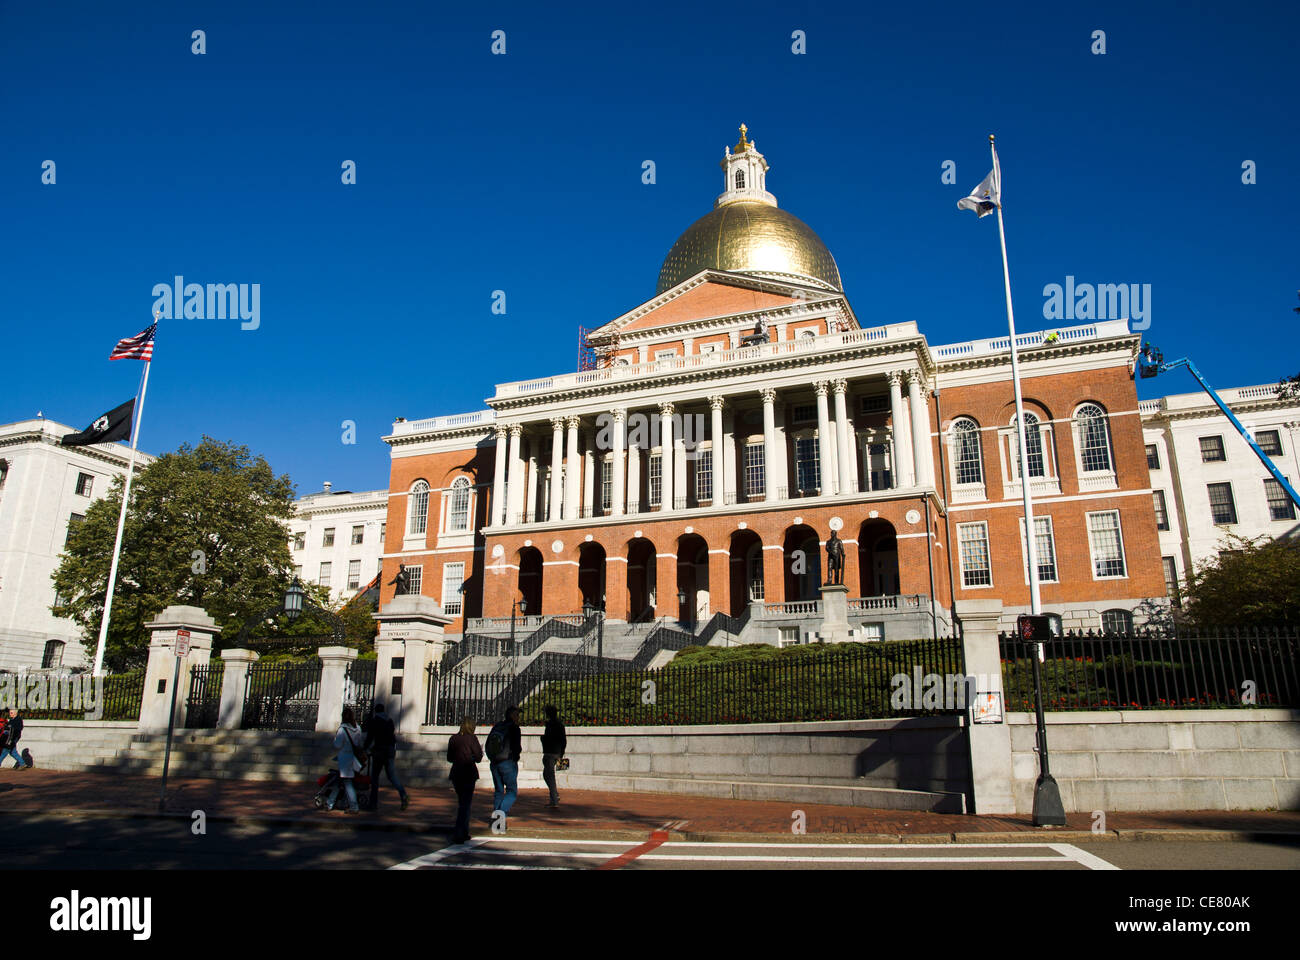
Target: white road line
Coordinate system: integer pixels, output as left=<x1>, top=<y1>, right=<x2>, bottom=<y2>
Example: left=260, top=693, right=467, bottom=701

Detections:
left=472, top=838, right=1075, bottom=851
left=389, top=838, right=490, bottom=870
left=412, top=848, right=1071, bottom=865
left=1048, top=843, right=1120, bottom=871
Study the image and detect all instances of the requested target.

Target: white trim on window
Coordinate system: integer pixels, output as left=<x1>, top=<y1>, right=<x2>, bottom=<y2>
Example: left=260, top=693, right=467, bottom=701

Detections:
left=1085, top=509, right=1127, bottom=580
left=957, top=521, right=993, bottom=588
left=441, top=562, right=465, bottom=616
left=1017, top=515, right=1059, bottom=584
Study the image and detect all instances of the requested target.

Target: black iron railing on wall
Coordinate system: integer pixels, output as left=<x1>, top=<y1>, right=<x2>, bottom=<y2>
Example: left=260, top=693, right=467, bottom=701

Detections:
left=998, top=627, right=1299, bottom=711
left=242, top=658, right=323, bottom=730
left=15, top=669, right=147, bottom=721
left=185, top=661, right=224, bottom=729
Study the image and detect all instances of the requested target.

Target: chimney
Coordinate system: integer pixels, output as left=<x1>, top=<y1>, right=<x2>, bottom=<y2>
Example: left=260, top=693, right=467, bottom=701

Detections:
left=323, top=481, right=332, bottom=494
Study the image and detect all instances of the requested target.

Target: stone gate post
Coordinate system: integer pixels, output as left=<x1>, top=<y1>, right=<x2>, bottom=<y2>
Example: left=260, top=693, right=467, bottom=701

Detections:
left=373, top=595, right=454, bottom=735
left=217, top=648, right=258, bottom=729
left=139, top=605, right=217, bottom=733
left=955, top=598, right=1014, bottom=814
left=316, top=646, right=359, bottom=733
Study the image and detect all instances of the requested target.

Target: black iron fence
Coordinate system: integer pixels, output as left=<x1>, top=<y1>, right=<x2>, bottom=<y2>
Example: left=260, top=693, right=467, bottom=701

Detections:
left=185, top=661, right=224, bottom=729
left=344, top=657, right=376, bottom=726
left=242, top=658, right=322, bottom=730
left=427, top=638, right=964, bottom=727
left=11, top=669, right=146, bottom=721
left=999, top=627, right=1300, bottom=711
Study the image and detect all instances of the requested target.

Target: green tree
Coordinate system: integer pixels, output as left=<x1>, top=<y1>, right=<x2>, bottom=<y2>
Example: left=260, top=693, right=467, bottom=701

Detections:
left=1181, top=534, right=1300, bottom=627
left=52, top=437, right=297, bottom=670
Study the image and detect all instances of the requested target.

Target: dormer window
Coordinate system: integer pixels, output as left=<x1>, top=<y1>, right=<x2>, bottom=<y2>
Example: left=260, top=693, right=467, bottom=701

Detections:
left=735, top=169, right=745, bottom=189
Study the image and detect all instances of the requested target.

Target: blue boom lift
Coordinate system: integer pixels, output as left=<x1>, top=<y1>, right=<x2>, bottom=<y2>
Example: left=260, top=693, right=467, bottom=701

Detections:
left=1137, top=343, right=1300, bottom=510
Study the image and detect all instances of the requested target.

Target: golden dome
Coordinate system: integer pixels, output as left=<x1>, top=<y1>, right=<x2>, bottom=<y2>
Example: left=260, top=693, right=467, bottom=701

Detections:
left=656, top=201, right=842, bottom=295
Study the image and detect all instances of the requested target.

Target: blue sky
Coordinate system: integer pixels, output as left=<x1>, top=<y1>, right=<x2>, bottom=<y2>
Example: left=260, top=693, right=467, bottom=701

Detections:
left=3, top=1, right=1296, bottom=495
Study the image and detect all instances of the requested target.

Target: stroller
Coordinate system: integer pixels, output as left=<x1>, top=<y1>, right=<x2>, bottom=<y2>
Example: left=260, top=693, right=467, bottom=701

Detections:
left=313, top=760, right=372, bottom=809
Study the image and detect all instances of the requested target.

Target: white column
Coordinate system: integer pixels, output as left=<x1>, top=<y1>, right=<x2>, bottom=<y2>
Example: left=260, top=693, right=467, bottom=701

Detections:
left=549, top=417, right=564, bottom=522
left=525, top=447, right=538, bottom=524
left=815, top=381, right=835, bottom=495
left=659, top=402, right=675, bottom=510
left=564, top=416, right=580, bottom=520
left=491, top=426, right=508, bottom=527
left=833, top=379, right=854, bottom=495
left=723, top=409, right=738, bottom=504
left=506, top=424, right=524, bottom=524
left=761, top=387, right=778, bottom=501
left=907, top=370, right=934, bottom=488
left=709, top=396, right=724, bottom=505
left=627, top=429, right=641, bottom=513
left=888, top=372, right=914, bottom=488
left=611, top=408, right=627, bottom=517
left=674, top=424, right=687, bottom=507
left=583, top=437, right=595, bottom=516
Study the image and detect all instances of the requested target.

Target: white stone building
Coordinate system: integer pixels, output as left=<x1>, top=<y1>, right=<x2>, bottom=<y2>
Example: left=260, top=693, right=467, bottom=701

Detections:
left=0, top=418, right=156, bottom=671
left=1141, top=383, right=1300, bottom=598
left=288, top=483, right=388, bottom=603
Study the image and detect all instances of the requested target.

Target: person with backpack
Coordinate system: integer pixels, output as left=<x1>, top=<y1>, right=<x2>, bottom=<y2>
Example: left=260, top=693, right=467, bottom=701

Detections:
left=362, top=701, right=409, bottom=811
left=324, top=707, right=364, bottom=813
left=540, top=704, right=567, bottom=808
left=486, top=705, right=522, bottom=822
left=446, top=716, right=483, bottom=843
left=0, top=708, right=28, bottom=770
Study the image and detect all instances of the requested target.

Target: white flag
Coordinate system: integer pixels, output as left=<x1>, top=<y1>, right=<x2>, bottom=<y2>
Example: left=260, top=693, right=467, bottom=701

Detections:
left=957, top=147, right=1001, bottom=217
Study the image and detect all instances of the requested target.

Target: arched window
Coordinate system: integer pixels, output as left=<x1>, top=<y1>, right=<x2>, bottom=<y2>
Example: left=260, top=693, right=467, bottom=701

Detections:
left=408, top=480, right=430, bottom=536
left=951, top=418, right=983, bottom=485
left=735, top=169, right=746, bottom=189
left=1101, top=608, right=1133, bottom=634
left=1010, top=413, right=1046, bottom=478
left=448, top=477, right=471, bottom=531
left=1076, top=403, right=1113, bottom=473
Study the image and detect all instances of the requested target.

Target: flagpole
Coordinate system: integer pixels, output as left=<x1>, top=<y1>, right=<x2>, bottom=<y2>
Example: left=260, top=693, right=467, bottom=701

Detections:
left=990, top=136, right=1044, bottom=633
left=92, top=317, right=156, bottom=676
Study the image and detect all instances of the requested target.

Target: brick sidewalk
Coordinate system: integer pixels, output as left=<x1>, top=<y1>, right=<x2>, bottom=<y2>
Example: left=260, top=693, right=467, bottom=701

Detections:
left=2, top=768, right=1297, bottom=839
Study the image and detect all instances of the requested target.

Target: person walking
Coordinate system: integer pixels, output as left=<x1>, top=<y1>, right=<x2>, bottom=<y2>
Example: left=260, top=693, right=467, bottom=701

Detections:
left=486, top=705, right=522, bottom=823
left=540, top=705, right=567, bottom=808
left=362, top=701, right=409, bottom=811
left=325, top=707, right=364, bottom=813
left=446, top=716, right=483, bottom=843
left=0, top=708, right=28, bottom=770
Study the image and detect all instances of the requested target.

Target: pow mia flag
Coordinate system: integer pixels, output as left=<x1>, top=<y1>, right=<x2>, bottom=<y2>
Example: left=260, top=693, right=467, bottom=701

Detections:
left=60, top=399, right=135, bottom=447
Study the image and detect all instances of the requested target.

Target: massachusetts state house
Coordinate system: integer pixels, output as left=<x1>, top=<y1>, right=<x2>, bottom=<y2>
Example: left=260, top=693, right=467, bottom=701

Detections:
left=380, top=128, right=1166, bottom=640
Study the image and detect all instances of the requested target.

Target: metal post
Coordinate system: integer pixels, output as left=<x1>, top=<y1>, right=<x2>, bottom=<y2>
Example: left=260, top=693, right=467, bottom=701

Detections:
left=1029, top=641, right=1065, bottom=825
left=158, top=652, right=181, bottom=813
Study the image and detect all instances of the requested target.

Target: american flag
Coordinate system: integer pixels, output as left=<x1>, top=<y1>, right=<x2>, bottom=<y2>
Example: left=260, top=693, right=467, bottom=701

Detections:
left=109, top=323, right=156, bottom=361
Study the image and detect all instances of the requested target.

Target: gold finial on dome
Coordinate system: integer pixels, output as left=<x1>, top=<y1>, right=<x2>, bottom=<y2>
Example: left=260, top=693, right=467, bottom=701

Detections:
left=734, top=123, right=749, bottom=152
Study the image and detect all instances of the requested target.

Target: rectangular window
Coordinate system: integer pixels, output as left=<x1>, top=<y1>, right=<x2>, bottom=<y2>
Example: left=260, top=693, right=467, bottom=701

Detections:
left=65, top=513, right=85, bottom=547
left=1152, top=490, right=1170, bottom=530
left=1207, top=482, right=1237, bottom=524
left=441, top=562, right=465, bottom=616
left=696, top=449, right=713, bottom=502
left=1087, top=510, right=1127, bottom=578
left=648, top=454, right=662, bottom=506
left=405, top=565, right=423, bottom=596
left=1018, top=516, right=1058, bottom=583
left=351, top=525, right=364, bottom=545
left=1265, top=478, right=1296, bottom=521
left=792, top=404, right=817, bottom=424
left=1145, top=444, right=1160, bottom=469
left=777, top=626, right=800, bottom=648
left=860, top=395, right=888, bottom=414
left=1200, top=436, right=1226, bottom=462
left=75, top=472, right=94, bottom=496
left=600, top=460, right=612, bottom=513
left=795, top=436, right=821, bottom=493
left=293, top=532, right=305, bottom=551
left=957, top=522, right=992, bottom=587
left=318, top=562, right=332, bottom=587
left=744, top=442, right=766, bottom=498
left=347, top=559, right=361, bottom=590
left=1162, top=556, right=1180, bottom=602
left=322, top=527, right=335, bottom=547
left=293, top=564, right=303, bottom=579
left=1256, top=429, right=1283, bottom=456
left=379, top=522, right=386, bottom=542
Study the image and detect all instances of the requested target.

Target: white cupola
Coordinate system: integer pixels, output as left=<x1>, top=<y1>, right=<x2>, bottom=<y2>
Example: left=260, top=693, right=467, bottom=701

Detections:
left=716, top=124, right=777, bottom=208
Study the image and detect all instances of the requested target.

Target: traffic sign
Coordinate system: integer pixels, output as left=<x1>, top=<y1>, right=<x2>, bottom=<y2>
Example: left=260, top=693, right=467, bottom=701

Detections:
left=1017, top=614, right=1053, bottom=644
left=175, top=629, right=191, bottom=657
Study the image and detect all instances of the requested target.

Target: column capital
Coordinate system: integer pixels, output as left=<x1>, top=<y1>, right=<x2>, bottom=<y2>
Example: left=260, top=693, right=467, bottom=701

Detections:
left=565, top=415, right=581, bottom=430
left=887, top=371, right=904, bottom=388
left=659, top=401, right=676, bottom=416
left=495, top=424, right=509, bottom=439
left=550, top=416, right=566, bottom=431
left=759, top=387, right=777, bottom=404
left=813, top=381, right=830, bottom=398
left=708, top=395, right=726, bottom=411
left=832, top=378, right=849, bottom=395
left=612, top=407, right=627, bottom=422
left=508, top=423, right=524, bottom=438
left=905, top=368, right=926, bottom=387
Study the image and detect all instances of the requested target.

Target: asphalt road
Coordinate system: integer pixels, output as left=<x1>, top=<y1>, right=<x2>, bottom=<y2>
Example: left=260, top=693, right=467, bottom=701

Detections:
left=3, top=813, right=1297, bottom=871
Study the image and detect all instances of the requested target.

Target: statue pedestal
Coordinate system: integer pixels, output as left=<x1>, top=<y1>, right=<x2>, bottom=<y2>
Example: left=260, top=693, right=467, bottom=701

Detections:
left=817, top=584, right=853, bottom=645
left=373, top=595, right=454, bottom=734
